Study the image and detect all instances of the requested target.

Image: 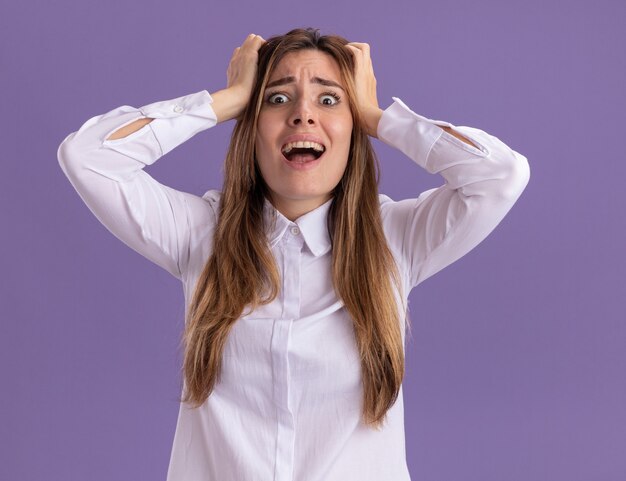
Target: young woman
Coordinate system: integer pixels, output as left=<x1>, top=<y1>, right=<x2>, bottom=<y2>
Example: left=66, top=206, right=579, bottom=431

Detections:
left=58, top=27, right=530, bottom=481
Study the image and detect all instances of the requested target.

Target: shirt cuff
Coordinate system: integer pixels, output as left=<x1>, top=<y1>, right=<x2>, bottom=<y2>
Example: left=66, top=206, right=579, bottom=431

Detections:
left=377, top=97, right=489, bottom=173
left=139, top=89, right=218, bottom=157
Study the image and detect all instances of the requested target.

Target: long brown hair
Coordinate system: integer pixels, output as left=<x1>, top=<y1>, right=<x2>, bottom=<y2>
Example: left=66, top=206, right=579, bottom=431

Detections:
left=180, top=27, right=407, bottom=429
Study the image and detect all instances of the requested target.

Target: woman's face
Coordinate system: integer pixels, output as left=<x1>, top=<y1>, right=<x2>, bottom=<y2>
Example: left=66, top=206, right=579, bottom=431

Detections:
left=255, top=49, right=353, bottom=221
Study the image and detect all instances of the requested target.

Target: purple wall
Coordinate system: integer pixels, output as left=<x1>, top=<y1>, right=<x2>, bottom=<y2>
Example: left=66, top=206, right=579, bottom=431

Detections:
left=2, top=0, right=625, bottom=479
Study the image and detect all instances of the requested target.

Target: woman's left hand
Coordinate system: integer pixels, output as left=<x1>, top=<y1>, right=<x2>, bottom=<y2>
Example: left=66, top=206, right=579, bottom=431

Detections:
left=345, top=42, right=383, bottom=138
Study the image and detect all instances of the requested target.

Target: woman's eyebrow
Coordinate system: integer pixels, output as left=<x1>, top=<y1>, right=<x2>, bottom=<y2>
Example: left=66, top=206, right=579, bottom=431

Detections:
left=266, top=76, right=345, bottom=91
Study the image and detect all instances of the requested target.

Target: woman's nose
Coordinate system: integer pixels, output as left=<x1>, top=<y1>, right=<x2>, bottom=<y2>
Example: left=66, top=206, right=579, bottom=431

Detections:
left=289, top=99, right=316, bottom=126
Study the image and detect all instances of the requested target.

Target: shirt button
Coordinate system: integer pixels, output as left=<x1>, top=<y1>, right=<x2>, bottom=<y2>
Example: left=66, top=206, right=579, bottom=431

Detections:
left=290, top=226, right=300, bottom=235
left=173, top=105, right=184, bottom=113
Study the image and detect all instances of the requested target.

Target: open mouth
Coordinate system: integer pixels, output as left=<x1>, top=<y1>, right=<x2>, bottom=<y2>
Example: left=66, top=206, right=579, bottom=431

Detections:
left=281, top=141, right=326, bottom=163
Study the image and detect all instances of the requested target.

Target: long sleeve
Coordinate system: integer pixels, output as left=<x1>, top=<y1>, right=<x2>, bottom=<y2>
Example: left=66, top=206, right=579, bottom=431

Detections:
left=57, top=90, right=218, bottom=280
left=377, top=97, right=531, bottom=290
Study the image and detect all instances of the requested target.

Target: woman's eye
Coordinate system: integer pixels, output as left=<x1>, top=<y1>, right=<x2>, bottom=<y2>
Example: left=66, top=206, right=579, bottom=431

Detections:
left=320, top=94, right=340, bottom=106
left=268, top=93, right=288, bottom=104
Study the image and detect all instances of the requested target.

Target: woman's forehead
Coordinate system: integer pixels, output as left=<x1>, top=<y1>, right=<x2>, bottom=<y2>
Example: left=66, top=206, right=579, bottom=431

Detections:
left=268, top=50, right=343, bottom=84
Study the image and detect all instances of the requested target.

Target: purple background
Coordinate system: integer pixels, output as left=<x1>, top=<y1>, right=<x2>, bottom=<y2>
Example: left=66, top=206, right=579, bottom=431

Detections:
left=2, top=0, right=625, bottom=479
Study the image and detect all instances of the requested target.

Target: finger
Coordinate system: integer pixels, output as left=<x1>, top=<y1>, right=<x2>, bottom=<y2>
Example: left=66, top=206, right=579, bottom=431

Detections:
left=244, top=33, right=265, bottom=45
left=239, top=34, right=266, bottom=54
left=236, top=34, right=256, bottom=51
left=345, top=45, right=369, bottom=64
left=345, top=44, right=364, bottom=61
left=346, top=42, right=370, bottom=53
left=250, top=35, right=266, bottom=50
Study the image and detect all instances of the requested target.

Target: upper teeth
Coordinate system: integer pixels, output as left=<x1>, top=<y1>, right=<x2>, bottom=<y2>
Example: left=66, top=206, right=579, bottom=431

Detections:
left=282, top=141, right=325, bottom=154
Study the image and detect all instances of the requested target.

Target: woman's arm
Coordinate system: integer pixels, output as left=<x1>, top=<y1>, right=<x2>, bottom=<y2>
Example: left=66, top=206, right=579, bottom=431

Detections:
left=346, top=41, right=479, bottom=150
left=103, top=83, right=259, bottom=141
left=58, top=33, right=266, bottom=280
left=439, top=125, right=481, bottom=149
left=346, top=41, right=530, bottom=290
left=57, top=90, right=219, bottom=280
left=377, top=99, right=530, bottom=289
left=106, top=117, right=154, bottom=140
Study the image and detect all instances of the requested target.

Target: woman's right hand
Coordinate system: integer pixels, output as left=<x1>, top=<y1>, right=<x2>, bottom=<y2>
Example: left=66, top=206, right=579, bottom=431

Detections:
left=212, top=33, right=266, bottom=123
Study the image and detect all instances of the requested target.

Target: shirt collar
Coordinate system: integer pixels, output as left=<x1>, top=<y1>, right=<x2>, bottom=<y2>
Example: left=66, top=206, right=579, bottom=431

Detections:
left=263, top=197, right=333, bottom=257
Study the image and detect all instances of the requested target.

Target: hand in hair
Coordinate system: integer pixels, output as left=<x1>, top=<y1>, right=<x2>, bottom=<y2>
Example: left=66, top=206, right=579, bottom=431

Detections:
left=211, top=33, right=266, bottom=124
left=345, top=42, right=383, bottom=139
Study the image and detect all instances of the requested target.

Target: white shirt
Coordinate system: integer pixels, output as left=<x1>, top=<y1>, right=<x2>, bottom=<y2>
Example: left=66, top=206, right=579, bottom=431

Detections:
left=57, top=89, right=530, bottom=481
